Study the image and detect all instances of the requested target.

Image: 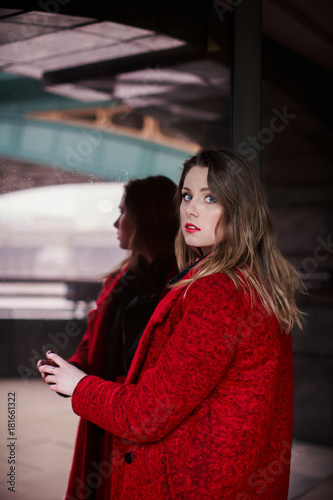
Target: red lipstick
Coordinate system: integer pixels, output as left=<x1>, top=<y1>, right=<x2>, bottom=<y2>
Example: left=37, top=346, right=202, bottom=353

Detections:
left=185, top=223, right=200, bottom=233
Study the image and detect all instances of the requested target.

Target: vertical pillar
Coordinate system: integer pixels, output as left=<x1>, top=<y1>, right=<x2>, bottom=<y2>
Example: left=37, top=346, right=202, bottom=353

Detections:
left=230, top=0, right=262, bottom=174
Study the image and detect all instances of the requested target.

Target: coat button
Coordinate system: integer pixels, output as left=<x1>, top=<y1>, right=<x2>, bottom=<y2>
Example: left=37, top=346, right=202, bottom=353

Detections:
left=124, top=452, right=133, bottom=464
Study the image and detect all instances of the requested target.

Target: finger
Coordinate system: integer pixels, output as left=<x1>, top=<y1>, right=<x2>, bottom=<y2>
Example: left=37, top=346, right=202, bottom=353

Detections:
left=46, top=351, right=66, bottom=367
left=38, top=364, right=57, bottom=376
left=44, top=374, right=56, bottom=385
left=48, top=382, right=71, bottom=396
left=37, top=359, right=58, bottom=369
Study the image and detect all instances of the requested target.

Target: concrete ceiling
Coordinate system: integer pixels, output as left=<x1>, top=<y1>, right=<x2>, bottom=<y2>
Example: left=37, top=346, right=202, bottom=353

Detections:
left=1, top=1, right=330, bottom=71
left=0, top=0, right=332, bottom=192
left=1, top=1, right=332, bottom=137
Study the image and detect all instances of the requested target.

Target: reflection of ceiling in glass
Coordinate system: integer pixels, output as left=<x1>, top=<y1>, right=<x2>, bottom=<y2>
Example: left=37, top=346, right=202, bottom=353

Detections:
left=0, top=10, right=187, bottom=96
left=0, top=8, right=230, bottom=150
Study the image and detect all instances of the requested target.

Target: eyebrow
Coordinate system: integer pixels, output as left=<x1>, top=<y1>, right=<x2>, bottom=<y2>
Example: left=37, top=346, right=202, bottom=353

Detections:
left=182, top=186, right=210, bottom=192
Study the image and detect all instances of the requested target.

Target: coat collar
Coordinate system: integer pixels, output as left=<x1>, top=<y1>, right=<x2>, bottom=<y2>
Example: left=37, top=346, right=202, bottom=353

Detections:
left=167, top=252, right=209, bottom=285
left=125, top=257, right=206, bottom=383
left=125, top=278, right=184, bottom=383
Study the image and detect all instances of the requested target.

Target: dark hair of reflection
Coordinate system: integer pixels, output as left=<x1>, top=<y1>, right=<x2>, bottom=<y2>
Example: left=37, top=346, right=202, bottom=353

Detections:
left=112, top=175, right=178, bottom=276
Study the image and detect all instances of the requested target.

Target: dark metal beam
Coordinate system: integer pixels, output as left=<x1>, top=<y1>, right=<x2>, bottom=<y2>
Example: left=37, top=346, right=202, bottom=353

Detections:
left=230, top=0, right=262, bottom=174
left=42, top=46, right=202, bottom=86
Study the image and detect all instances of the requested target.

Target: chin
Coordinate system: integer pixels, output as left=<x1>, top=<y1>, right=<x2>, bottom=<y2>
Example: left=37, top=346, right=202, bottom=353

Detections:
left=119, top=242, right=130, bottom=250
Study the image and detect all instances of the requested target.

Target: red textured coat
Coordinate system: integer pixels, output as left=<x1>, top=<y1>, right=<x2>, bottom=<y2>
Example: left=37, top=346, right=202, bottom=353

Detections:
left=71, top=270, right=294, bottom=499
left=65, top=268, right=128, bottom=500
left=65, top=260, right=177, bottom=500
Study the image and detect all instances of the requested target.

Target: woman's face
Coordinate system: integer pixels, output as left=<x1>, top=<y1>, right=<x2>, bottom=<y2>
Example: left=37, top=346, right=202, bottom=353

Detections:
left=180, top=166, right=223, bottom=255
left=114, top=194, right=135, bottom=250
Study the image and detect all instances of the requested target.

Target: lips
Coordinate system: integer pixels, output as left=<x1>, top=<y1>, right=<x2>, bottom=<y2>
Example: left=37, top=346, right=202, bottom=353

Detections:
left=185, top=223, right=200, bottom=233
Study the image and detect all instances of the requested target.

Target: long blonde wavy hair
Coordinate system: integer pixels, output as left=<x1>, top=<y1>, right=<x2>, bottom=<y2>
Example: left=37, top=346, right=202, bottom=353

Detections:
left=172, top=148, right=305, bottom=332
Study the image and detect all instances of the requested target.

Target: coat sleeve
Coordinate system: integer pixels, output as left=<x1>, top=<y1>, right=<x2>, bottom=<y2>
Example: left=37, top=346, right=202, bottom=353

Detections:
left=71, top=275, right=244, bottom=443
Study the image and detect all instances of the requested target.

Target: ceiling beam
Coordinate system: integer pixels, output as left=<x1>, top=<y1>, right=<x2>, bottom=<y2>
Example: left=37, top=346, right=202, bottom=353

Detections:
left=42, top=45, right=204, bottom=86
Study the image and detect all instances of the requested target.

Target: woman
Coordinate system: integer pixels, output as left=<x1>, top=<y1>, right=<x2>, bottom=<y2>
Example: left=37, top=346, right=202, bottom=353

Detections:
left=38, top=175, right=178, bottom=500
left=39, top=148, right=303, bottom=499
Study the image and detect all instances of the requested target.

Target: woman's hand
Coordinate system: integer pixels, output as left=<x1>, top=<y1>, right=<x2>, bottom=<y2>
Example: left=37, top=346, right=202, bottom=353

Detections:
left=37, top=351, right=87, bottom=397
left=37, top=357, right=58, bottom=382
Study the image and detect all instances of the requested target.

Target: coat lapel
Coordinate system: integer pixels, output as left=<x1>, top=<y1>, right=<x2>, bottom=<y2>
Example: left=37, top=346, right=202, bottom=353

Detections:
left=126, top=284, right=184, bottom=383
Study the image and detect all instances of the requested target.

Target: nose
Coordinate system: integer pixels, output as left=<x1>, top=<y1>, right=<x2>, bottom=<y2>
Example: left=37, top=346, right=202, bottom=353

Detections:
left=185, top=200, right=199, bottom=217
left=114, top=216, right=119, bottom=229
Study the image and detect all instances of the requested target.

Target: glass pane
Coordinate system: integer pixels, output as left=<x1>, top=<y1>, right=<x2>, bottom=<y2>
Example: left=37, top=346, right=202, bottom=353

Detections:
left=0, top=4, right=232, bottom=320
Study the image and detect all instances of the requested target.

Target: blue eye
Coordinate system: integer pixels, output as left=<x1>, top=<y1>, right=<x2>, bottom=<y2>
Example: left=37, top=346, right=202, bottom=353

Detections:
left=182, top=193, right=192, bottom=201
left=206, top=195, right=215, bottom=203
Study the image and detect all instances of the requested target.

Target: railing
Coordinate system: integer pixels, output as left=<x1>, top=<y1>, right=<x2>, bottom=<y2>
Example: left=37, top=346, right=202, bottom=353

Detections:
left=0, top=278, right=102, bottom=320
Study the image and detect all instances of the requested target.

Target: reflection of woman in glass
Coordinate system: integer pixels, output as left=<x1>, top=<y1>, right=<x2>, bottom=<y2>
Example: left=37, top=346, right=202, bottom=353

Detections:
left=39, top=149, right=303, bottom=500
left=38, top=175, right=178, bottom=500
